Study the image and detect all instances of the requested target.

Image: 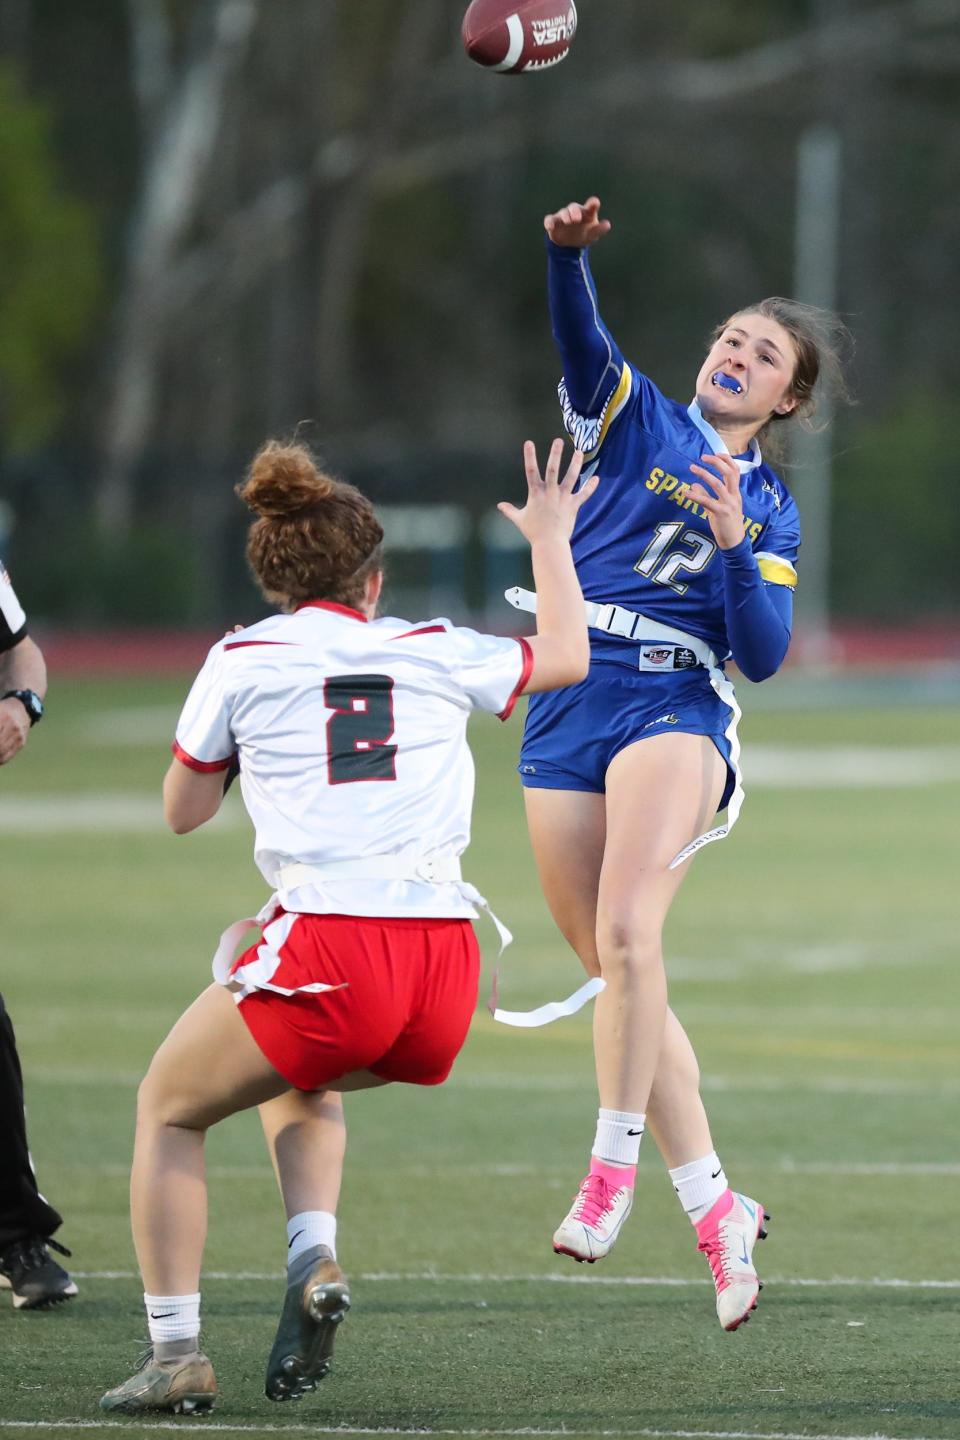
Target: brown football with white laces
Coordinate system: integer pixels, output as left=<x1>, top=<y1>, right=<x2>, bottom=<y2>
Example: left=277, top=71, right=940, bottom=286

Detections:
left=461, top=0, right=578, bottom=74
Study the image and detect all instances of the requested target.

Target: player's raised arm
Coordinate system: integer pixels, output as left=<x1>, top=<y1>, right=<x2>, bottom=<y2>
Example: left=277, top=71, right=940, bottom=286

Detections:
left=497, top=440, right=597, bottom=693
left=544, top=197, right=625, bottom=425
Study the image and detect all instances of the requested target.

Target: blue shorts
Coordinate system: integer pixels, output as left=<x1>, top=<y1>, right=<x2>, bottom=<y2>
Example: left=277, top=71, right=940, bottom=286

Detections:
left=519, top=661, right=736, bottom=805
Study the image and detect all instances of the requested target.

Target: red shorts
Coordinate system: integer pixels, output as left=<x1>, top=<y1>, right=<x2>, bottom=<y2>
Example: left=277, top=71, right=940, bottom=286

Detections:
left=233, top=912, right=480, bottom=1091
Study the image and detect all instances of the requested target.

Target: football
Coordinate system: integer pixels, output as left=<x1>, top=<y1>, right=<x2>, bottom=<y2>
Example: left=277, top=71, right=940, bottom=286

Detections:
left=461, top=0, right=578, bottom=74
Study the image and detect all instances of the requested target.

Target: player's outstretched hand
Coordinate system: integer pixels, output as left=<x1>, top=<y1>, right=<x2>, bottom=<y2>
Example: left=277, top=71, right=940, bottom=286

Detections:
left=544, top=196, right=611, bottom=248
left=498, top=439, right=598, bottom=546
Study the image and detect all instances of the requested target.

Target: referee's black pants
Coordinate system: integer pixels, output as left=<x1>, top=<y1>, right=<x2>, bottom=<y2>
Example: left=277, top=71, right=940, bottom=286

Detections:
left=0, top=993, right=62, bottom=1251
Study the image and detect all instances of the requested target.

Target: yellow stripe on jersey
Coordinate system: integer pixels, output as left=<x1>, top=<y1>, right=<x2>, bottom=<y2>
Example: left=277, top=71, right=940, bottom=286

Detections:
left=559, top=364, right=633, bottom=460
left=755, top=551, right=798, bottom=588
left=589, top=363, right=632, bottom=459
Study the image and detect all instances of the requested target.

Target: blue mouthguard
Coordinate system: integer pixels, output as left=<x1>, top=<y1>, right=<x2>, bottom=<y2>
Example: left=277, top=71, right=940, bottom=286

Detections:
left=715, top=373, right=742, bottom=393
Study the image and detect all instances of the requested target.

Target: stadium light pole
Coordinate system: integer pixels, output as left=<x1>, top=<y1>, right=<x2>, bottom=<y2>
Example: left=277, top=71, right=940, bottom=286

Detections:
left=791, top=122, right=842, bottom=663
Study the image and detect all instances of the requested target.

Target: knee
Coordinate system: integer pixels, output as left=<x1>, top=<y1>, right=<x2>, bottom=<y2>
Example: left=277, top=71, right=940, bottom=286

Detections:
left=596, top=914, right=662, bottom=981
left=136, top=1066, right=196, bottom=1132
left=136, top=1070, right=168, bottom=1128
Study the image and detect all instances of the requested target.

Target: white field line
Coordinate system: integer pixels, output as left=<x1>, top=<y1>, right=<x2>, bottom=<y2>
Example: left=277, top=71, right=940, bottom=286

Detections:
left=702, top=1073, right=960, bottom=1097
left=1, top=1424, right=953, bottom=1440
left=69, top=1269, right=960, bottom=1291
left=776, top=1160, right=960, bottom=1176
left=21, top=1066, right=960, bottom=1098
left=5, top=743, right=960, bottom=833
left=0, top=795, right=244, bottom=833
left=79, top=705, right=177, bottom=744
left=664, top=941, right=949, bottom=981
left=76, top=1159, right=960, bottom=1182
left=743, top=744, right=960, bottom=786
left=455, top=1071, right=960, bottom=1095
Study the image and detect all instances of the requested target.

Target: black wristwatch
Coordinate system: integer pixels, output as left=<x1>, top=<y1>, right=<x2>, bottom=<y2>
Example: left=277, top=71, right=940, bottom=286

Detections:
left=3, top=689, right=44, bottom=725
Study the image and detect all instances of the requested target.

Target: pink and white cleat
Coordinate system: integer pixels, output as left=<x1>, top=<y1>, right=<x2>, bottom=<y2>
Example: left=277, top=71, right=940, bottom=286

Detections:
left=695, top=1189, right=769, bottom=1331
left=552, top=1172, right=634, bottom=1263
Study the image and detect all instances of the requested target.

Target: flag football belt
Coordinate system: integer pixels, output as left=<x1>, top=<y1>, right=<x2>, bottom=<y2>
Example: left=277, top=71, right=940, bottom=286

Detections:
left=504, top=585, right=745, bottom=870
left=505, top=586, right=720, bottom=671
left=210, top=854, right=603, bottom=1030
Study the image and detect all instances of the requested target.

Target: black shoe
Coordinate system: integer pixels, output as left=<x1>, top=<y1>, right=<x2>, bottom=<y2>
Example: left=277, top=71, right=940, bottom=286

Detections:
left=265, top=1246, right=350, bottom=1401
left=0, top=1236, right=78, bottom=1310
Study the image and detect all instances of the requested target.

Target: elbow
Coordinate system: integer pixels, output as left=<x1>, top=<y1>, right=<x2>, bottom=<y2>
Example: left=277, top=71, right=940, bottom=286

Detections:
left=564, top=640, right=591, bottom=685
left=163, top=787, right=209, bottom=834
left=165, top=806, right=196, bottom=835
left=738, top=661, right=776, bottom=684
left=736, top=646, right=788, bottom=684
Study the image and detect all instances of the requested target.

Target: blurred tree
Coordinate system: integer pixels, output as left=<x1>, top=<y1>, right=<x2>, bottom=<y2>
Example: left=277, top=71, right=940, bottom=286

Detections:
left=97, top=0, right=260, bottom=537
left=832, top=396, right=959, bottom=621
left=2, top=0, right=958, bottom=625
left=0, top=65, right=101, bottom=449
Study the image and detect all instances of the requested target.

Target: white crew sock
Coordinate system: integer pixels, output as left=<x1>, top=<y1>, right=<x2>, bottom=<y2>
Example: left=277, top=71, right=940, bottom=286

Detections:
left=592, top=1108, right=645, bottom=1168
left=286, top=1210, right=337, bottom=1270
left=669, top=1151, right=728, bottom=1224
left=144, top=1292, right=201, bottom=1347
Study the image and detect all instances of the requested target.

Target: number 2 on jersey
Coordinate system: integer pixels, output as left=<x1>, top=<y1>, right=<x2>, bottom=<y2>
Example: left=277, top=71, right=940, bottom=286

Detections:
left=325, top=674, right=397, bottom=784
left=634, top=521, right=716, bottom=596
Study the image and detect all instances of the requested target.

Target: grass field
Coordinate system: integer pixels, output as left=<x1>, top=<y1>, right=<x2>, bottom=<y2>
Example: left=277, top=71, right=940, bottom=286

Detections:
left=1, top=671, right=959, bottom=1440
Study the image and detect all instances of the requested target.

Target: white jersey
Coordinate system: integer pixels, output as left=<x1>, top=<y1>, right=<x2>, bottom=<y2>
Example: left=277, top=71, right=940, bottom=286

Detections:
left=174, top=600, right=532, bottom=919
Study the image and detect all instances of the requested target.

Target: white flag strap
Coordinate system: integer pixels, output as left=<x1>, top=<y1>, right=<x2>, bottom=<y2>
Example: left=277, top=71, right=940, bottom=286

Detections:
left=211, top=909, right=349, bottom=1002
left=276, top=854, right=463, bottom=888
left=667, top=663, right=744, bottom=869
left=211, top=917, right=261, bottom=990
left=211, top=858, right=606, bottom=1028
left=493, top=975, right=606, bottom=1028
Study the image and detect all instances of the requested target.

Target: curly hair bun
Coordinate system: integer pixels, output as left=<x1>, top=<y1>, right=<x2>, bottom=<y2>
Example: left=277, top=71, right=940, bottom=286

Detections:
left=238, top=440, right=335, bottom=518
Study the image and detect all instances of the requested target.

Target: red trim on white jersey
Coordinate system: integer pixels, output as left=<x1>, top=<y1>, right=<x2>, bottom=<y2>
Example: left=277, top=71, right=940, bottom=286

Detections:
left=224, top=640, right=297, bottom=651
left=498, top=637, right=534, bottom=721
left=171, top=739, right=235, bottom=773
left=295, top=600, right=368, bottom=622
left=390, top=625, right=447, bottom=640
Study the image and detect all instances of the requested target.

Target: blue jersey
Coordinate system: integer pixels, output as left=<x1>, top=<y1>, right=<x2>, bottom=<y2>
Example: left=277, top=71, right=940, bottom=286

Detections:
left=561, top=368, right=800, bottom=665
left=547, top=240, right=800, bottom=673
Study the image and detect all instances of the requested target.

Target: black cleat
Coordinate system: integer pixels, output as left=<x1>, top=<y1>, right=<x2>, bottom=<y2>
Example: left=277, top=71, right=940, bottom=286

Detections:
left=0, top=1236, right=78, bottom=1311
left=265, top=1246, right=350, bottom=1402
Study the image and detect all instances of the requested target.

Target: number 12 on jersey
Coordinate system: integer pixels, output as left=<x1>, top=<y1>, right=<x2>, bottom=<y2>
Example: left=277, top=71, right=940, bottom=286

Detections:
left=325, top=674, right=397, bottom=784
left=634, top=522, right=716, bottom=596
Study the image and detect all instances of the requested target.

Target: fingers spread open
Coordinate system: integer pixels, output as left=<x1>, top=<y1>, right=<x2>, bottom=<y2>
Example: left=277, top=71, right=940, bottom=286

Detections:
left=543, top=437, right=565, bottom=487
left=574, top=472, right=600, bottom=508
left=523, top=440, right=541, bottom=490
left=560, top=448, right=585, bottom=493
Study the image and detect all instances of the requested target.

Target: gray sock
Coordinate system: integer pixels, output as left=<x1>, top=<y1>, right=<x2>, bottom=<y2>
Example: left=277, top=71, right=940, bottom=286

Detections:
left=288, top=1243, right=333, bottom=1289
left=154, top=1336, right=200, bottom=1364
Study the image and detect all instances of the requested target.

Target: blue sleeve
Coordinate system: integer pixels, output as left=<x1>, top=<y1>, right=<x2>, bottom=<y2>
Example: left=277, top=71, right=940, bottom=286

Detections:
left=547, top=238, right=624, bottom=417
left=720, top=538, right=793, bottom=682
